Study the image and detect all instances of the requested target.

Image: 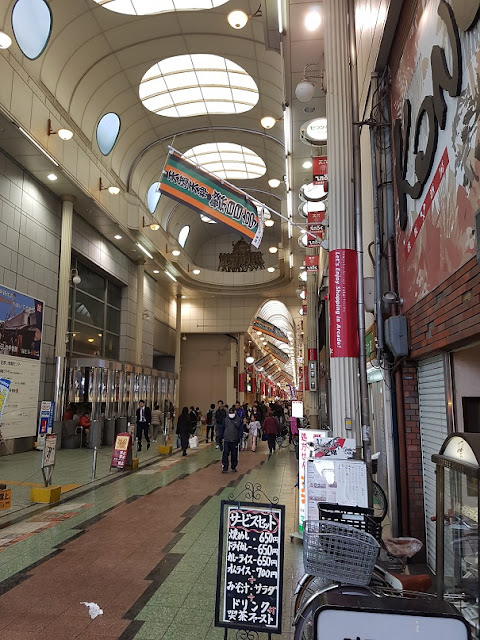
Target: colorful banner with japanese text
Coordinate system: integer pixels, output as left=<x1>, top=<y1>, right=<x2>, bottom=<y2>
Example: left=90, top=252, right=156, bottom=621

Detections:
left=328, top=249, right=358, bottom=357
left=252, top=317, right=289, bottom=343
left=264, top=342, right=290, bottom=364
left=160, top=151, right=263, bottom=246
left=313, top=156, right=328, bottom=185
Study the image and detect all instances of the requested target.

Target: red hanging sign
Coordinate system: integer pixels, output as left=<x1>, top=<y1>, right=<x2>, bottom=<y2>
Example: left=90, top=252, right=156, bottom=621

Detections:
left=313, top=156, right=328, bottom=185
left=308, top=210, right=326, bottom=225
left=307, top=225, right=326, bottom=247
left=305, top=255, right=319, bottom=272
left=308, top=348, right=318, bottom=361
left=238, top=373, right=245, bottom=392
left=328, top=249, right=359, bottom=357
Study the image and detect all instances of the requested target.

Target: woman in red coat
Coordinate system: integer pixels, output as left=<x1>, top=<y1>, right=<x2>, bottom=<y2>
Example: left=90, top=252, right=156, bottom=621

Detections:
left=262, top=411, right=280, bottom=454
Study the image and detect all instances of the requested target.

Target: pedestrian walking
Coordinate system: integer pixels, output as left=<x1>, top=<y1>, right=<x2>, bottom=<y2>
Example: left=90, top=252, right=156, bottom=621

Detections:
left=151, top=402, right=163, bottom=442
left=262, top=410, right=280, bottom=454
left=248, top=418, right=261, bottom=451
left=214, top=400, right=227, bottom=449
left=136, top=400, right=151, bottom=452
left=176, top=407, right=192, bottom=456
left=206, top=403, right=215, bottom=443
left=218, top=406, right=243, bottom=473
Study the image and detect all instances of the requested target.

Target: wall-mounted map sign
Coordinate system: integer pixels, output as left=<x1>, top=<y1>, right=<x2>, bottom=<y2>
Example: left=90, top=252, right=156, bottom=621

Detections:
left=252, top=317, right=288, bottom=343
left=264, top=342, right=290, bottom=364
left=160, top=150, right=264, bottom=247
left=215, top=501, right=285, bottom=635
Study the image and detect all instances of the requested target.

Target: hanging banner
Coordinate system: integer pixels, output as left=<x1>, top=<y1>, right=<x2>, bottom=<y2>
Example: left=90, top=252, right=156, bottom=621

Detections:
left=312, top=156, right=328, bottom=185
left=329, top=249, right=359, bottom=357
left=252, top=317, right=289, bottom=343
left=264, top=342, right=290, bottom=364
left=36, top=400, right=55, bottom=450
left=307, top=225, right=326, bottom=247
left=238, top=373, right=245, bottom=393
left=305, top=255, right=319, bottom=273
left=308, top=211, right=326, bottom=225
left=160, top=150, right=263, bottom=246
left=298, top=366, right=304, bottom=392
left=264, top=363, right=278, bottom=376
left=254, top=354, right=272, bottom=370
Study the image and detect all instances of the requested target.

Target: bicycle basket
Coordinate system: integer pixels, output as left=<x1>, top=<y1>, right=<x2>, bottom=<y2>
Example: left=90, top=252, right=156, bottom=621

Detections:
left=303, top=520, right=380, bottom=586
left=317, top=502, right=383, bottom=542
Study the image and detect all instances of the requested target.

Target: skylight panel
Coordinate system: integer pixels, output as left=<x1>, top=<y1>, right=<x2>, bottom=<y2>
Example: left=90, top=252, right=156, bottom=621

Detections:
left=140, top=55, right=258, bottom=117
left=183, top=143, right=266, bottom=180
left=95, top=0, right=228, bottom=14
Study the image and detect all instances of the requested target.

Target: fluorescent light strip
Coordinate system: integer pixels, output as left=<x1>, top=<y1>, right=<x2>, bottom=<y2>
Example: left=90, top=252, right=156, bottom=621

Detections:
left=164, top=270, right=177, bottom=282
left=277, top=0, right=283, bottom=33
left=283, top=106, right=291, bottom=156
left=18, top=127, right=59, bottom=167
left=137, top=243, right=153, bottom=259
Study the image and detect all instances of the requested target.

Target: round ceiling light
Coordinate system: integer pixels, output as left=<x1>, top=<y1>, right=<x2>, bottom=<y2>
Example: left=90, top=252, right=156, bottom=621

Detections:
left=295, top=79, right=315, bottom=102
left=0, top=31, right=12, bottom=49
left=227, top=10, right=248, bottom=28
left=267, top=267, right=275, bottom=273
left=269, top=246, right=278, bottom=254
left=108, top=186, right=120, bottom=195
left=303, top=160, right=312, bottom=169
left=245, top=355, right=255, bottom=364
left=264, top=219, right=275, bottom=227
left=47, top=173, right=57, bottom=181
left=58, top=128, right=73, bottom=141
left=261, top=116, right=277, bottom=129
left=305, top=10, right=322, bottom=31
left=192, top=269, right=201, bottom=275
left=114, top=235, right=122, bottom=240
left=172, top=250, right=181, bottom=257
left=150, top=223, right=160, bottom=231
left=153, top=269, right=160, bottom=274
left=268, top=178, right=281, bottom=188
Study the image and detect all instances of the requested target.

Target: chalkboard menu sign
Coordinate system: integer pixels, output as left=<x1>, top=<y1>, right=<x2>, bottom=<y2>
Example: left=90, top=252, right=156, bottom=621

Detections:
left=215, top=501, right=285, bottom=635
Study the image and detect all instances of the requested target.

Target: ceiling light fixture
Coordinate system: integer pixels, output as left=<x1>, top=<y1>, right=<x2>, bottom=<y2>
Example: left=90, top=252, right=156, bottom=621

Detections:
left=269, top=246, right=278, bottom=254
left=0, top=31, right=12, bottom=49
left=260, top=116, right=277, bottom=129
left=172, top=250, right=181, bottom=257
left=264, top=219, right=275, bottom=227
left=99, top=178, right=120, bottom=195
left=153, top=269, right=160, bottom=274
left=165, top=271, right=177, bottom=282
left=47, top=173, right=57, bottom=181
left=305, top=9, right=322, bottom=31
left=137, top=243, right=153, bottom=259
left=246, top=355, right=255, bottom=364
left=18, top=126, right=59, bottom=166
left=268, top=178, right=281, bottom=188
left=303, top=160, right=313, bottom=169
left=227, top=5, right=262, bottom=29
left=267, top=267, right=275, bottom=273
left=149, top=223, right=160, bottom=231
left=47, top=119, right=73, bottom=141
left=192, top=269, right=201, bottom=275
left=114, top=235, right=122, bottom=240
left=295, top=63, right=324, bottom=102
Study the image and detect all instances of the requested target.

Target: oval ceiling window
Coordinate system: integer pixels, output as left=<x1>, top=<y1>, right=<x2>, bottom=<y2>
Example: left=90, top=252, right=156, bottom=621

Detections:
left=94, top=0, right=229, bottom=15
left=184, top=143, right=266, bottom=180
left=12, top=0, right=52, bottom=60
left=139, top=54, right=258, bottom=118
left=146, top=182, right=161, bottom=214
left=178, top=225, right=190, bottom=248
left=96, top=113, right=121, bottom=156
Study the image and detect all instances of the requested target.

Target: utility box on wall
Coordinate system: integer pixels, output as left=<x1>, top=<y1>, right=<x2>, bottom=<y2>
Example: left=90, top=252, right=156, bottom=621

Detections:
left=385, top=316, right=409, bottom=357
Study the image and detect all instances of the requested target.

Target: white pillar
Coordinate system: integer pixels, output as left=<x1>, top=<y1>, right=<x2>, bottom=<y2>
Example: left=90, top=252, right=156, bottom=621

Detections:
left=238, top=333, right=245, bottom=403
left=306, top=248, right=319, bottom=429
left=53, top=195, right=74, bottom=421
left=325, top=0, right=360, bottom=439
left=135, top=261, right=145, bottom=365
left=174, top=294, right=182, bottom=416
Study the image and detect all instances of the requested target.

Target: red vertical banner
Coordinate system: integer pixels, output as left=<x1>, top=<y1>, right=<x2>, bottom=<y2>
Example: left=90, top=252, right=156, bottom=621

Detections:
left=312, top=156, right=328, bottom=185
left=304, top=366, right=308, bottom=387
left=305, top=255, right=319, bottom=273
left=261, top=381, right=265, bottom=395
left=298, top=366, right=304, bottom=392
left=307, top=348, right=318, bottom=361
left=239, top=373, right=245, bottom=392
left=328, top=249, right=359, bottom=357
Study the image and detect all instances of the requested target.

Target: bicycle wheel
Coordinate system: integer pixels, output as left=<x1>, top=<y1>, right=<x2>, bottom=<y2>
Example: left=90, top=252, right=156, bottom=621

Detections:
left=372, top=480, right=388, bottom=521
left=294, top=573, right=330, bottom=615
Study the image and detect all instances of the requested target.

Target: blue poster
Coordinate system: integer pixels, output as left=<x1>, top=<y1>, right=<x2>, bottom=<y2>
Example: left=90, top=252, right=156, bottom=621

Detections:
left=0, top=286, right=43, bottom=360
left=0, top=377, right=10, bottom=422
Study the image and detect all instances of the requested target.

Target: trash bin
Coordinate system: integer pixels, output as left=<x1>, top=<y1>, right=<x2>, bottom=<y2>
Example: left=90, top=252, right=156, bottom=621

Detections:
left=103, top=418, right=115, bottom=446
left=115, top=416, right=127, bottom=436
left=87, top=419, right=102, bottom=449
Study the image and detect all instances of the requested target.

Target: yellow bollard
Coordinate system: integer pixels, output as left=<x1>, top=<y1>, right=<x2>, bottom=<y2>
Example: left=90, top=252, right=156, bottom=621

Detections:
left=131, top=458, right=139, bottom=470
left=158, top=445, right=172, bottom=455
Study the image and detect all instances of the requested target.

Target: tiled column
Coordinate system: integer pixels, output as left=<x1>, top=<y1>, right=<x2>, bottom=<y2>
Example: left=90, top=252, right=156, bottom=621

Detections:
left=325, top=0, right=360, bottom=439
left=238, top=332, right=245, bottom=403
left=53, top=195, right=74, bottom=421
left=306, top=247, right=319, bottom=428
left=135, top=260, right=145, bottom=365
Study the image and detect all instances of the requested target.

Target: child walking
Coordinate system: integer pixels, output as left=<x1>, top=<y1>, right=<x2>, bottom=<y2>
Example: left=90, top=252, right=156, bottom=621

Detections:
left=248, top=418, right=261, bottom=452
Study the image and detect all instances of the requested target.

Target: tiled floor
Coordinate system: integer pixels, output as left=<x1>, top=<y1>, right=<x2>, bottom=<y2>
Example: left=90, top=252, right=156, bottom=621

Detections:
left=0, top=441, right=303, bottom=639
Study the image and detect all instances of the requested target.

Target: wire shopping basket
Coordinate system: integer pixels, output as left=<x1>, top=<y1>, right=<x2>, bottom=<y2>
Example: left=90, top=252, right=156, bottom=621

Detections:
left=303, top=520, right=380, bottom=586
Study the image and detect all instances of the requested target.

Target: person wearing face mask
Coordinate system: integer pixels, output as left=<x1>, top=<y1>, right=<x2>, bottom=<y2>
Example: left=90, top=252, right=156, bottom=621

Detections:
left=218, top=406, right=243, bottom=473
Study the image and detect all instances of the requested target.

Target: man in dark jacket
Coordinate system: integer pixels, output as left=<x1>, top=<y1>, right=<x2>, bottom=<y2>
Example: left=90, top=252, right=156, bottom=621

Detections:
left=136, top=400, right=151, bottom=452
left=214, top=400, right=227, bottom=450
left=217, top=406, right=243, bottom=473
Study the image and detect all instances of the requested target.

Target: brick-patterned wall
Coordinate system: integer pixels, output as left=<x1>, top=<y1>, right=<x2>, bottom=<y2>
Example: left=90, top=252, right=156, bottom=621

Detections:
left=406, top=257, right=480, bottom=359
left=402, top=363, right=426, bottom=551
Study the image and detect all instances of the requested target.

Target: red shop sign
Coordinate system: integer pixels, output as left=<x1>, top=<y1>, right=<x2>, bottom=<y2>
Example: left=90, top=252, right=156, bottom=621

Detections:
left=312, top=156, right=328, bottom=185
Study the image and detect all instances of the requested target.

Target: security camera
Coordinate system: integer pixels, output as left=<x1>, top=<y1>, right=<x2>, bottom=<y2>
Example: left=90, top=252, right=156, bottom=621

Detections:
left=72, top=274, right=81, bottom=285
